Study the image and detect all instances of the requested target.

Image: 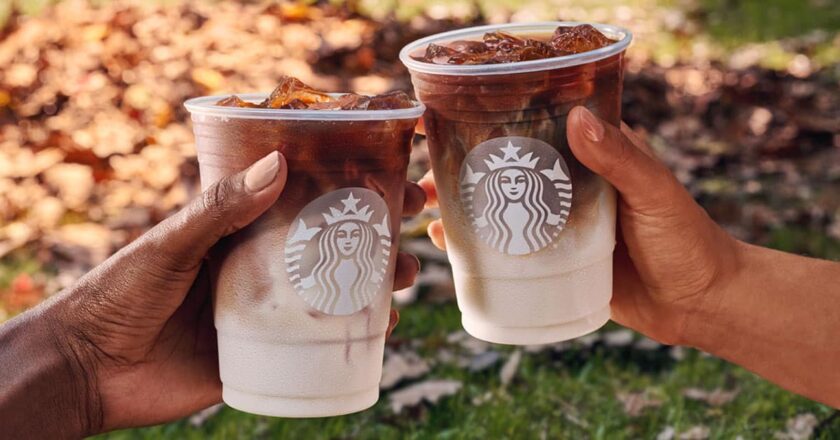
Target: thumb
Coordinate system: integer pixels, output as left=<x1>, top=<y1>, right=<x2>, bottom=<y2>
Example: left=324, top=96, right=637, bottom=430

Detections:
left=566, top=106, right=684, bottom=212
left=145, top=151, right=287, bottom=273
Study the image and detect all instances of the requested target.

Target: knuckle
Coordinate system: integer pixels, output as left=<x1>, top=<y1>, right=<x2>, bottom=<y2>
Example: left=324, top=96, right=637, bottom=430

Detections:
left=202, top=179, right=234, bottom=218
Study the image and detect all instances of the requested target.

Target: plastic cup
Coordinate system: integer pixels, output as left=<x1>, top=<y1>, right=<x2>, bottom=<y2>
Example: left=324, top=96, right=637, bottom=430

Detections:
left=185, top=94, right=424, bottom=416
left=400, top=22, right=632, bottom=345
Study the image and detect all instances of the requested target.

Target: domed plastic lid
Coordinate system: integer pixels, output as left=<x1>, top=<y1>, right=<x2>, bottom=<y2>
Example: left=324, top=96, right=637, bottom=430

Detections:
left=185, top=93, right=425, bottom=121
left=399, top=21, right=633, bottom=76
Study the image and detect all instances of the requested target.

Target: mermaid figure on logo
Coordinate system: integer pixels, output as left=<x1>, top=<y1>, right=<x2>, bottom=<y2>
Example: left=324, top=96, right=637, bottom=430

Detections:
left=286, top=192, right=391, bottom=315
left=462, top=141, right=572, bottom=255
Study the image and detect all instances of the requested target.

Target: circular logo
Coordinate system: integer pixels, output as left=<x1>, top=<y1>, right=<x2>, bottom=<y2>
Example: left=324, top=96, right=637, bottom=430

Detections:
left=460, top=136, right=572, bottom=256
left=285, top=188, right=391, bottom=315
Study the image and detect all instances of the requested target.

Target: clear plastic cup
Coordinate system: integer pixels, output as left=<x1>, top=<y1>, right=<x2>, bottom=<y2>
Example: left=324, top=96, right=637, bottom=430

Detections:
left=185, top=94, right=424, bottom=416
left=400, top=22, right=632, bottom=345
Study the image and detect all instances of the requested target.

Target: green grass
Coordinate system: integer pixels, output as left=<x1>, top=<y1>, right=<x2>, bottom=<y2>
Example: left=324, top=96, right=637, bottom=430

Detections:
left=98, top=300, right=840, bottom=439
left=0, top=250, right=42, bottom=290
left=701, top=0, right=840, bottom=44
left=767, top=226, right=840, bottom=261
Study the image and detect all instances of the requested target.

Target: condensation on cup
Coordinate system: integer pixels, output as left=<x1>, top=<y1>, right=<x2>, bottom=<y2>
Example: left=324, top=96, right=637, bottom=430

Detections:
left=185, top=95, right=423, bottom=417
left=400, top=22, right=633, bottom=345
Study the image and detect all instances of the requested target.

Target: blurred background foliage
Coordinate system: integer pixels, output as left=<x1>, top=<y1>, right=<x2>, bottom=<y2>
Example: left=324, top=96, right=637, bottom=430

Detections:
left=0, top=0, right=838, bottom=438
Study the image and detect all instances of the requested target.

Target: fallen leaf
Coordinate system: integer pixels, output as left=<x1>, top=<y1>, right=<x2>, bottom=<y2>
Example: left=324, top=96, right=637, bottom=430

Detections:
left=46, top=223, right=119, bottom=268
left=2, top=272, right=45, bottom=311
left=551, top=341, right=571, bottom=352
left=499, top=349, right=522, bottom=386
left=603, top=329, right=635, bottom=347
left=189, top=403, right=224, bottom=427
left=682, top=387, right=740, bottom=407
left=634, top=336, right=662, bottom=351
left=448, top=330, right=491, bottom=355
left=468, top=351, right=501, bottom=372
left=774, top=413, right=818, bottom=440
left=576, top=332, right=601, bottom=348
left=388, top=379, right=462, bottom=413
left=524, top=344, right=549, bottom=354
left=616, top=391, right=664, bottom=417
left=679, top=425, right=710, bottom=440
left=471, top=391, right=493, bottom=406
left=191, top=67, right=225, bottom=91
left=0, top=222, right=35, bottom=257
left=380, top=350, right=430, bottom=390
left=657, top=426, right=676, bottom=440
left=28, top=196, right=66, bottom=229
left=43, top=163, right=95, bottom=210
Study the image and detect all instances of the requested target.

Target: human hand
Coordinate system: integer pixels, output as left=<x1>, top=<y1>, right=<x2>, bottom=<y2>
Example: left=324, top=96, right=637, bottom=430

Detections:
left=40, top=151, right=423, bottom=435
left=420, top=106, right=741, bottom=345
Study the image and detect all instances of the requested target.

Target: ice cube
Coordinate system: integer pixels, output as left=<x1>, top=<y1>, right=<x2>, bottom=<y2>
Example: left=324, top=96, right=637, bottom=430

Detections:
left=368, top=91, right=413, bottom=110
left=550, top=24, right=614, bottom=55
left=308, top=93, right=372, bottom=110
left=215, top=95, right=259, bottom=108
left=260, top=75, right=333, bottom=108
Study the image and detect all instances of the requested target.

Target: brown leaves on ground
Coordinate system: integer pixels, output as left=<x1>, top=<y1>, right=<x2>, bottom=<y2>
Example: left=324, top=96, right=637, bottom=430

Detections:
left=380, top=349, right=431, bottom=390
left=1, top=1, right=838, bottom=314
left=0, top=1, right=462, bottom=295
left=774, top=413, right=819, bottom=440
left=681, top=387, right=740, bottom=407
left=617, top=391, right=665, bottom=417
left=0, top=273, right=45, bottom=312
left=388, top=379, right=463, bottom=414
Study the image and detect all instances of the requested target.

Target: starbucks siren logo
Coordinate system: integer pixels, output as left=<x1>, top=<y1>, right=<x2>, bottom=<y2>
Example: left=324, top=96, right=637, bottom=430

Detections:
left=285, top=188, right=391, bottom=315
left=460, top=136, right=572, bottom=256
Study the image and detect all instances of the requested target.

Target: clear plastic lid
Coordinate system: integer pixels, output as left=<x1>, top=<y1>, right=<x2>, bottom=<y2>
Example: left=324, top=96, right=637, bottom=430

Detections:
left=399, top=21, right=633, bottom=76
left=184, top=93, right=426, bottom=121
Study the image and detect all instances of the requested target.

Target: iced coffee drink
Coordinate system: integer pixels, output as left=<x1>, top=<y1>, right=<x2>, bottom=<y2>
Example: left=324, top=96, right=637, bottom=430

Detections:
left=185, top=76, right=424, bottom=417
left=400, top=23, right=632, bottom=344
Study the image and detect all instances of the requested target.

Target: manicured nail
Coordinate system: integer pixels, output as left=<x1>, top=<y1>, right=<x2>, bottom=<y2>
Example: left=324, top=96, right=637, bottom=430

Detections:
left=245, top=151, right=280, bottom=192
left=578, top=107, right=605, bottom=143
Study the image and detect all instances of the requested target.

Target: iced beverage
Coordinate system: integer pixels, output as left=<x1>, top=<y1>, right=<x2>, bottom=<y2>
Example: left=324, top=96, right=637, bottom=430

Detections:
left=185, top=78, right=424, bottom=417
left=400, top=22, right=632, bottom=344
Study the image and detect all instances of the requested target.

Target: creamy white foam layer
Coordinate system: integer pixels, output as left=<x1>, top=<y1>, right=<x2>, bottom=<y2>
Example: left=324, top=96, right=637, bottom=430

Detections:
left=210, top=209, right=394, bottom=343
left=440, top=172, right=616, bottom=338
left=209, top=205, right=394, bottom=411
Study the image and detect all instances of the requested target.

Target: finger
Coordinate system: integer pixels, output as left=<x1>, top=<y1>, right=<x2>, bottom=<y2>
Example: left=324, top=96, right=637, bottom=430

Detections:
left=415, top=118, right=426, bottom=136
left=620, top=121, right=656, bottom=158
left=403, top=181, right=427, bottom=217
left=427, top=219, right=446, bottom=250
left=567, top=107, right=684, bottom=212
left=393, top=252, right=420, bottom=291
left=418, top=170, right=438, bottom=209
left=386, top=309, right=400, bottom=338
left=144, top=151, right=287, bottom=273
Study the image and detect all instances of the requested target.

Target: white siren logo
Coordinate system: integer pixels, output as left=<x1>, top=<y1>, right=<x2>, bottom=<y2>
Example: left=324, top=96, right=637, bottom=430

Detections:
left=460, top=136, right=573, bottom=256
left=285, top=188, right=391, bottom=316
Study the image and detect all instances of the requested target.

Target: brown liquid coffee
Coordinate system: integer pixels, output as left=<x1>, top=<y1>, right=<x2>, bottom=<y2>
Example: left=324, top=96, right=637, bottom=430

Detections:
left=401, top=22, right=630, bottom=344
left=186, top=87, right=422, bottom=416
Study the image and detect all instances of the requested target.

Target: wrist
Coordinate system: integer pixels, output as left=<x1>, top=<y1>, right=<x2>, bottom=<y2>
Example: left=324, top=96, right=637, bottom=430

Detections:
left=678, top=238, right=751, bottom=351
left=0, top=295, right=103, bottom=438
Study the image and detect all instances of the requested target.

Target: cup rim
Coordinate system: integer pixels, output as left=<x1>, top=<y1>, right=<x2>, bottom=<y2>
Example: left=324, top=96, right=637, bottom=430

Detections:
left=399, top=21, right=633, bottom=76
left=184, top=93, right=426, bottom=121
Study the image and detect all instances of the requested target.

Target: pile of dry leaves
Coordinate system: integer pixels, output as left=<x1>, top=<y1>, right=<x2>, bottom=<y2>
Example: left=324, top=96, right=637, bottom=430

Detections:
left=0, top=0, right=462, bottom=308
left=0, top=0, right=838, bottom=315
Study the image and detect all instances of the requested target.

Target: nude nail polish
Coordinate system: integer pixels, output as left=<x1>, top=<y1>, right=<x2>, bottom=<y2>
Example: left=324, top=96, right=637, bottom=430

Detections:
left=578, top=107, right=605, bottom=143
left=245, top=151, right=280, bottom=192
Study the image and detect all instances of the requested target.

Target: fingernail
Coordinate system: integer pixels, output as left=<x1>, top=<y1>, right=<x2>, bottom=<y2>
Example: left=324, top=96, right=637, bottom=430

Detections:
left=578, top=107, right=605, bottom=143
left=245, top=151, right=280, bottom=192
